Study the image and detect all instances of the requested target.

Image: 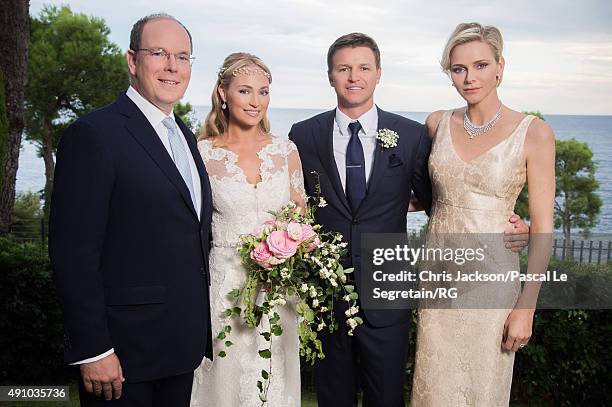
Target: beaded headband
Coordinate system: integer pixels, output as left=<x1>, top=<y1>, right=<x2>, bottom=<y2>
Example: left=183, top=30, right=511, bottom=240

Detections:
left=217, top=65, right=271, bottom=80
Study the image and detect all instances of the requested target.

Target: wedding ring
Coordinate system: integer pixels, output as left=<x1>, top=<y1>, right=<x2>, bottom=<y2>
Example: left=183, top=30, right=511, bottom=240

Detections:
left=519, top=343, right=526, bottom=348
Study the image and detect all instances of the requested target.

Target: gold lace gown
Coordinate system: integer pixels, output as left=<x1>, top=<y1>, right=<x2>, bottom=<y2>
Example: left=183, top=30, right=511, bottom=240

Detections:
left=410, top=110, right=535, bottom=406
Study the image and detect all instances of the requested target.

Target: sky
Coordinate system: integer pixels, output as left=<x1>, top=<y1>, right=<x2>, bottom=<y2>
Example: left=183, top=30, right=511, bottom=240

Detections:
left=29, top=0, right=612, bottom=115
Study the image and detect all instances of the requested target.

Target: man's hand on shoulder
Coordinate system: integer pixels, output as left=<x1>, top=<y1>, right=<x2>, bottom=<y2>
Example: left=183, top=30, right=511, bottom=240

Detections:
left=80, top=353, right=125, bottom=400
left=504, top=214, right=530, bottom=253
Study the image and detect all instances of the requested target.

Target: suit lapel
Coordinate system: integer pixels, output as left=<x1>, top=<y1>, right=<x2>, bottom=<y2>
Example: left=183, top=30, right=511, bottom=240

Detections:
left=118, top=94, right=199, bottom=220
left=176, top=118, right=211, bottom=223
left=315, top=110, right=352, bottom=218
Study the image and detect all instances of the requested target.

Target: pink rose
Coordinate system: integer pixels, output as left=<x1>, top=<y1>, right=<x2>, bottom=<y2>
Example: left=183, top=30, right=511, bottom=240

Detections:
left=286, top=222, right=303, bottom=241
left=305, top=236, right=321, bottom=252
left=250, top=242, right=272, bottom=268
left=301, top=225, right=317, bottom=241
left=301, top=225, right=320, bottom=252
left=266, top=230, right=298, bottom=259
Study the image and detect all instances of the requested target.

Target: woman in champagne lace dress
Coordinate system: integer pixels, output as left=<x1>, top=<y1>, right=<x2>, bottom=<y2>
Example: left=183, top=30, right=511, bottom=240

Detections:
left=411, top=23, right=555, bottom=406
left=190, top=53, right=304, bottom=407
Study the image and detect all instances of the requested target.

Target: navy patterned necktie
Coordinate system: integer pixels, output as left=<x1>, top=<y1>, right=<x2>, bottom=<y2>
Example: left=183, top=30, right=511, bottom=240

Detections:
left=346, top=121, right=366, bottom=212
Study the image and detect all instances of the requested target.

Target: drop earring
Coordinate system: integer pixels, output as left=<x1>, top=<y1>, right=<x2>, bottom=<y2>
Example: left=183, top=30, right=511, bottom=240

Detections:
left=222, top=102, right=227, bottom=109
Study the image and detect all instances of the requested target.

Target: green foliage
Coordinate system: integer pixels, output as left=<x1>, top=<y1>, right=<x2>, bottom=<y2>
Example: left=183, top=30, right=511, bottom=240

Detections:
left=0, top=70, right=7, bottom=189
left=25, top=5, right=129, bottom=216
left=554, top=138, right=602, bottom=235
left=25, top=5, right=128, bottom=144
left=0, top=237, right=66, bottom=383
left=511, top=307, right=611, bottom=405
left=522, top=111, right=545, bottom=120
left=10, top=192, right=43, bottom=240
left=174, top=101, right=198, bottom=133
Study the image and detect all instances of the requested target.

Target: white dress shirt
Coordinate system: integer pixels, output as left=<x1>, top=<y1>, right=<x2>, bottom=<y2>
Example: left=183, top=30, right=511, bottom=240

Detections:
left=333, top=104, right=378, bottom=192
left=72, top=87, right=202, bottom=365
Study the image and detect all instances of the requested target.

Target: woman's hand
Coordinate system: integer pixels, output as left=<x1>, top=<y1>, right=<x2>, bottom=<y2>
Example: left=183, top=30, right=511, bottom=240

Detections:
left=502, top=308, right=534, bottom=352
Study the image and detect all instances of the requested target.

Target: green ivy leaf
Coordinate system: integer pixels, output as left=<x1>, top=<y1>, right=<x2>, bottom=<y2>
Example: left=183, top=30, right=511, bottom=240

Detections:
left=271, top=324, right=283, bottom=336
left=259, top=349, right=272, bottom=359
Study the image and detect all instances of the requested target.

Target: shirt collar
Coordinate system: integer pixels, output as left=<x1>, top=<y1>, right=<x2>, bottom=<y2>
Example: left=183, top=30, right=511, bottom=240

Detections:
left=126, top=86, right=175, bottom=129
left=335, top=104, right=378, bottom=136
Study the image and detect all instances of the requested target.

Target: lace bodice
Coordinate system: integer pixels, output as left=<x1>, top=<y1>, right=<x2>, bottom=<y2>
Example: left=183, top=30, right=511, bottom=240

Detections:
left=198, top=136, right=306, bottom=247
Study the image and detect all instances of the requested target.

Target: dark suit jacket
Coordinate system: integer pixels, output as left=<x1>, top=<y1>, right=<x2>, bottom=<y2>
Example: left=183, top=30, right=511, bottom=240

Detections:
left=49, top=92, right=213, bottom=382
left=289, top=106, right=432, bottom=327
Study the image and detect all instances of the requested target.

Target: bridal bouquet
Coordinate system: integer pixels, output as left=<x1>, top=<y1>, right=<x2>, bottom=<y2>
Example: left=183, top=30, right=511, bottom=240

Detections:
left=218, top=190, right=362, bottom=403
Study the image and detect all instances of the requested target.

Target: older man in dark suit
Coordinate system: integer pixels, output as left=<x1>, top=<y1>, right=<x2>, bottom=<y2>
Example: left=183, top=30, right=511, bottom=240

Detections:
left=49, top=13, right=212, bottom=406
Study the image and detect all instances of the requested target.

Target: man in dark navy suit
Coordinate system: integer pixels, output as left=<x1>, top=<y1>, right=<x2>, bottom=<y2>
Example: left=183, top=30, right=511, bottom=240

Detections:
left=289, top=33, right=528, bottom=406
left=49, top=14, right=212, bottom=406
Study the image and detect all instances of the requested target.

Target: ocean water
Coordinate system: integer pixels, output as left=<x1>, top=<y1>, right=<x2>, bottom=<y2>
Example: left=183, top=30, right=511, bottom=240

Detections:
left=15, top=108, right=612, bottom=233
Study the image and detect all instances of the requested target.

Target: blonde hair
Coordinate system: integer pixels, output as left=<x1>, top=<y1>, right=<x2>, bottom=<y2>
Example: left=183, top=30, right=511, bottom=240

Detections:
left=199, top=52, right=272, bottom=140
left=441, top=22, right=504, bottom=85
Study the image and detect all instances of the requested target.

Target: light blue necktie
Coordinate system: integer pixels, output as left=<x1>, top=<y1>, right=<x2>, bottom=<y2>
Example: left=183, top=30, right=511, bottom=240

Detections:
left=162, top=117, right=196, bottom=209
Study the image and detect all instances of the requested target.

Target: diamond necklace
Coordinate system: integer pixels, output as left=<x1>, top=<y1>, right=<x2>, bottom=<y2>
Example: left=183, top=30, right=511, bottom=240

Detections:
left=463, top=104, right=502, bottom=139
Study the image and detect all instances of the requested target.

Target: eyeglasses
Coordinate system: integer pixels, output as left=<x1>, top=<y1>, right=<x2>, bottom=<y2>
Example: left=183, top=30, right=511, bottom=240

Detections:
left=134, top=48, right=196, bottom=66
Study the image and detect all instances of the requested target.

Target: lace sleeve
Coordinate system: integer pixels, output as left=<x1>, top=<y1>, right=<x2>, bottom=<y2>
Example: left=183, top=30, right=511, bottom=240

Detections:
left=287, top=141, right=306, bottom=211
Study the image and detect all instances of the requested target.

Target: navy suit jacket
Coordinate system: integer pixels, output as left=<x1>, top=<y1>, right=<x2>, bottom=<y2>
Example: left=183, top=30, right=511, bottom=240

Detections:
left=289, top=107, right=432, bottom=327
left=49, top=93, right=213, bottom=382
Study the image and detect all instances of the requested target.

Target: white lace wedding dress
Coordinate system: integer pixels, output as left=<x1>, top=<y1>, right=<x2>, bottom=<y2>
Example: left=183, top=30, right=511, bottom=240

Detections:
left=190, top=136, right=305, bottom=407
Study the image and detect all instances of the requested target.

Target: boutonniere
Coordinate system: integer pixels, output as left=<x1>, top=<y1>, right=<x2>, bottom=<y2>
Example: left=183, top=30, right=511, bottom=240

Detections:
left=376, top=129, right=399, bottom=150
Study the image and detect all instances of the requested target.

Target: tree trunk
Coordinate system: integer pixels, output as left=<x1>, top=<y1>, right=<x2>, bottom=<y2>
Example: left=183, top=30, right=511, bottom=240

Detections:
left=0, top=0, right=30, bottom=234
left=41, top=121, right=54, bottom=221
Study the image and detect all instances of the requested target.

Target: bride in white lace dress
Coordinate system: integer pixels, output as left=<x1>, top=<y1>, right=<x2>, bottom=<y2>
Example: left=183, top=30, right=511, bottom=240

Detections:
left=190, top=53, right=304, bottom=407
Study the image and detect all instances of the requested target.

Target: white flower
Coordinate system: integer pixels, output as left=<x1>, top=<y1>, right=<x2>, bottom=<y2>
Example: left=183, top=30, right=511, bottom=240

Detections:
left=300, top=283, right=309, bottom=292
left=330, top=280, right=338, bottom=287
left=312, top=299, right=319, bottom=307
left=280, top=269, right=289, bottom=279
left=269, top=256, right=286, bottom=266
left=347, top=318, right=358, bottom=330
left=345, top=306, right=359, bottom=317
left=376, top=128, right=399, bottom=149
left=340, top=275, right=347, bottom=283
left=318, top=198, right=328, bottom=208
left=317, top=321, right=326, bottom=331
left=320, top=306, right=328, bottom=312
left=343, top=295, right=351, bottom=302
